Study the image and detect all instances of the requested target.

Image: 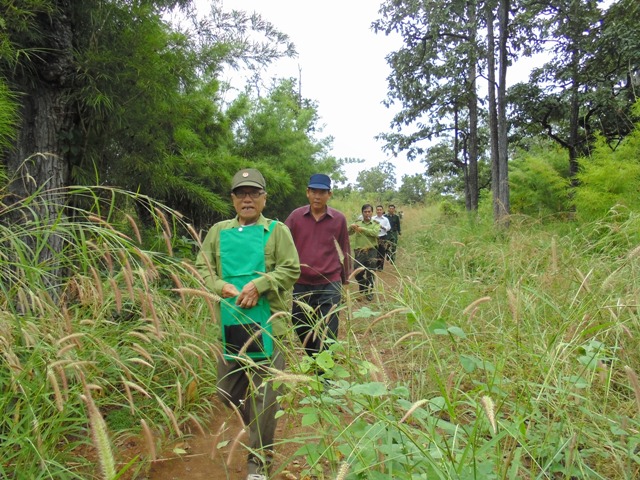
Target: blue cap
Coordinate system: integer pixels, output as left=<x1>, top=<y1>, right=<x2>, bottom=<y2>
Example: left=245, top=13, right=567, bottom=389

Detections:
left=308, top=174, right=331, bottom=190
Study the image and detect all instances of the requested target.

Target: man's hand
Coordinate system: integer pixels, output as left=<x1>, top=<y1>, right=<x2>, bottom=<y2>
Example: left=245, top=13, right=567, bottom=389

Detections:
left=236, top=281, right=259, bottom=308
left=221, top=283, right=240, bottom=298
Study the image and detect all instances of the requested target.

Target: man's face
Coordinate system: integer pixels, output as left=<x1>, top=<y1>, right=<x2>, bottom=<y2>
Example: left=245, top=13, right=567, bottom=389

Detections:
left=231, top=187, right=267, bottom=225
left=388, top=206, right=396, bottom=214
left=306, top=188, right=331, bottom=211
left=376, top=206, right=384, bottom=216
left=362, top=207, right=373, bottom=221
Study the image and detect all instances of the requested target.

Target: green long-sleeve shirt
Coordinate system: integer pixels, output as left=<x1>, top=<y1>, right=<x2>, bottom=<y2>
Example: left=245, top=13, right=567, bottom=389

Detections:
left=195, top=214, right=300, bottom=336
left=348, top=219, right=380, bottom=250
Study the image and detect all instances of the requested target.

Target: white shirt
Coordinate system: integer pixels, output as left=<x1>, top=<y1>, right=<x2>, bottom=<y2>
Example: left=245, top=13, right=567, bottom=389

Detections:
left=373, top=215, right=391, bottom=237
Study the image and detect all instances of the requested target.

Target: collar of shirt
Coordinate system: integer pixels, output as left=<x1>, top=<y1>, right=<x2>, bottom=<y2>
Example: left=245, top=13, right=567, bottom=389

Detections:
left=303, top=204, right=334, bottom=218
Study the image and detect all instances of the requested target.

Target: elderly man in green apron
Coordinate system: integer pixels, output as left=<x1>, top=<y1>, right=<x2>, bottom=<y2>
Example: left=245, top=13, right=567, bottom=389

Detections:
left=196, top=168, right=300, bottom=480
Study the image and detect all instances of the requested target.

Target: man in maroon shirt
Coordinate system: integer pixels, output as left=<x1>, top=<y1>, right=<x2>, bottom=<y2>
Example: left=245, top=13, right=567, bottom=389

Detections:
left=285, top=174, right=352, bottom=356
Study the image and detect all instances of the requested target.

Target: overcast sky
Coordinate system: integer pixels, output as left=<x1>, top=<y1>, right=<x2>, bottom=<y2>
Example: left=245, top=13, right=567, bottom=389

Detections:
left=205, top=0, right=423, bottom=186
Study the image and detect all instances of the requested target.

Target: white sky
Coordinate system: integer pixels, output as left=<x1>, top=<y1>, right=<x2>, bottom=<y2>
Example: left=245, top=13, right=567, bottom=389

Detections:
left=207, top=0, right=423, bottom=186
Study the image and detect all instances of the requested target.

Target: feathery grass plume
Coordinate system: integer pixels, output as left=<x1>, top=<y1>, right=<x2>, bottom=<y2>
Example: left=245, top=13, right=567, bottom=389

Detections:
left=333, top=237, right=345, bottom=265
left=269, top=372, right=315, bottom=384
left=128, top=330, right=152, bottom=343
left=225, top=428, right=247, bottom=468
left=47, top=369, right=64, bottom=412
left=156, top=396, right=183, bottom=437
left=56, top=332, right=86, bottom=347
left=462, top=296, right=491, bottom=322
left=55, top=365, right=69, bottom=401
left=335, top=461, right=351, bottom=480
left=348, top=266, right=366, bottom=281
left=138, top=266, right=150, bottom=293
left=399, top=399, right=428, bottom=424
left=185, top=380, right=199, bottom=405
left=162, top=231, right=174, bottom=256
left=154, top=206, right=173, bottom=238
left=88, top=214, right=116, bottom=231
left=121, top=376, right=135, bottom=415
left=445, top=371, right=456, bottom=398
left=17, top=288, right=30, bottom=315
left=185, top=223, right=202, bottom=247
left=364, top=308, right=411, bottom=335
left=103, top=249, right=114, bottom=275
left=506, top=288, right=518, bottom=323
left=138, top=249, right=160, bottom=282
left=182, top=259, right=207, bottom=284
left=551, top=235, right=558, bottom=273
left=393, top=331, right=426, bottom=348
left=145, top=294, right=162, bottom=338
left=89, top=266, right=104, bottom=303
left=172, top=348, right=197, bottom=378
left=80, top=390, right=117, bottom=480
left=170, top=273, right=186, bottom=306
left=123, top=379, right=152, bottom=398
left=57, top=343, right=77, bottom=358
left=141, top=419, right=157, bottom=462
left=125, top=213, right=142, bottom=244
left=172, top=287, right=221, bottom=308
left=624, top=365, right=640, bottom=413
left=480, top=395, right=497, bottom=434
left=371, top=348, right=390, bottom=387
left=176, top=380, right=183, bottom=410
left=119, top=252, right=136, bottom=300
left=131, top=343, right=154, bottom=364
left=60, top=303, right=73, bottom=334
left=210, top=421, right=228, bottom=460
left=109, top=277, right=122, bottom=312
left=128, top=357, right=154, bottom=370
left=188, top=413, right=206, bottom=436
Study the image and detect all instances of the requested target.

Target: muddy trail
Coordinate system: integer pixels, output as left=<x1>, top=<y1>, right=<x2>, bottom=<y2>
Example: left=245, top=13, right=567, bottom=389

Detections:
left=128, top=268, right=402, bottom=480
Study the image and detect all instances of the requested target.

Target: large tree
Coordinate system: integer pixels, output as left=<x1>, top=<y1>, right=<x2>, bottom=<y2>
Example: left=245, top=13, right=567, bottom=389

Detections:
left=374, top=0, right=481, bottom=211
left=0, top=1, right=296, bottom=225
left=509, top=0, right=640, bottom=178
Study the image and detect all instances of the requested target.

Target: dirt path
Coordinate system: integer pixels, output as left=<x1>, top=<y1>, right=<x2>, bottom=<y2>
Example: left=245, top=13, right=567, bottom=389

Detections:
left=132, top=269, right=401, bottom=480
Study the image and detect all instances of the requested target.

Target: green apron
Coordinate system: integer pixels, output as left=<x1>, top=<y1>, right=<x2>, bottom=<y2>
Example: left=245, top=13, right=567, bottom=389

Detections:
left=219, top=221, right=276, bottom=360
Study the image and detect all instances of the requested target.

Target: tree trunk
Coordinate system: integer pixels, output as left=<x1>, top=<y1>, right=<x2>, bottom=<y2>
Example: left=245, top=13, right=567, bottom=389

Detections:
left=497, top=0, right=510, bottom=224
left=485, top=0, right=501, bottom=222
left=5, top=0, right=75, bottom=289
left=467, top=0, right=479, bottom=211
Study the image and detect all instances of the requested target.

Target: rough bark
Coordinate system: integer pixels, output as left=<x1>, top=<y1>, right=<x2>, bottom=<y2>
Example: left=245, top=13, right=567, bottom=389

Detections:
left=5, top=1, right=76, bottom=287
left=497, top=0, right=510, bottom=224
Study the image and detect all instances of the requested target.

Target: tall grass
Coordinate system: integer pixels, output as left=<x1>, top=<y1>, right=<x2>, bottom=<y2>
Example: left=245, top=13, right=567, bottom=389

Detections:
left=3, top=186, right=640, bottom=479
left=0, top=186, right=219, bottom=479
left=274, top=201, right=640, bottom=479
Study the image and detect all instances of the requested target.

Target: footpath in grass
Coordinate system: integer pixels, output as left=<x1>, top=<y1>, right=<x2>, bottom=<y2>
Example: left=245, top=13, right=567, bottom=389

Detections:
left=139, top=267, right=403, bottom=480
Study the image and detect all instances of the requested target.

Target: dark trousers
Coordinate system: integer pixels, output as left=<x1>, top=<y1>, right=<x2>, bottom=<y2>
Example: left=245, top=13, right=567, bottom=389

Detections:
left=354, top=248, right=377, bottom=295
left=375, top=235, right=388, bottom=270
left=292, top=281, right=342, bottom=356
left=216, top=346, right=285, bottom=466
left=386, top=231, right=398, bottom=262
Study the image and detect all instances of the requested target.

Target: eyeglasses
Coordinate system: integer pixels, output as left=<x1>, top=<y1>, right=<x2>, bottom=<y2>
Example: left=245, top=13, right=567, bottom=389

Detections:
left=232, top=190, right=265, bottom=199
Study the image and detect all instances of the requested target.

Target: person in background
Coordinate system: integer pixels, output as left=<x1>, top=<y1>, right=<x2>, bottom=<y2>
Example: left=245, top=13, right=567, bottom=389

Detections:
left=349, top=204, right=380, bottom=300
left=385, top=204, right=401, bottom=262
left=196, top=168, right=300, bottom=480
left=285, top=174, right=352, bottom=356
left=372, top=205, right=391, bottom=271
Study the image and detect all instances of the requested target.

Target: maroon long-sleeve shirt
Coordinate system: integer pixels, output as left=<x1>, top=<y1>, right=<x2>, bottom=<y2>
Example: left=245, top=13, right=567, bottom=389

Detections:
left=285, top=205, right=352, bottom=285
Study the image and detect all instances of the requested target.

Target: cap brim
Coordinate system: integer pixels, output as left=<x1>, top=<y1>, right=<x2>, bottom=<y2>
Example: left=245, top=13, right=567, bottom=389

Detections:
left=234, top=181, right=264, bottom=189
left=308, top=183, right=330, bottom=189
